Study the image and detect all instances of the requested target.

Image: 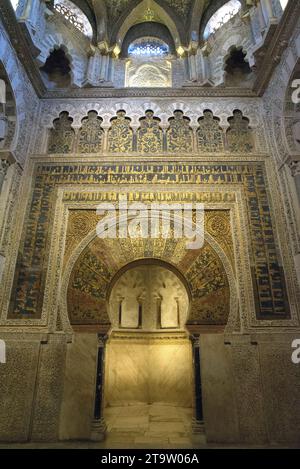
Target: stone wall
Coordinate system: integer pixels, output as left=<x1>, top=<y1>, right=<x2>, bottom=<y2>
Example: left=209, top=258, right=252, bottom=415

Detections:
left=1, top=331, right=299, bottom=444
left=0, top=332, right=67, bottom=442
left=201, top=333, right=300, bottom=444
left=104, top=334, right=193, bottom=408
left=59, top=333, right=97, bottom=440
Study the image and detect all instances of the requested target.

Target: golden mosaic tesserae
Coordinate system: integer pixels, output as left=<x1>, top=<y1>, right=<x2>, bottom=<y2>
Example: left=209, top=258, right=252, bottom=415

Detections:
left=0, top=0, right=299, bottom=449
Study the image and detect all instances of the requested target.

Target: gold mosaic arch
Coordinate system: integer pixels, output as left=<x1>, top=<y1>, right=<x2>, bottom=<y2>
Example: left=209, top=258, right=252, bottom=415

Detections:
left=63, top=211, right=237, bottom=328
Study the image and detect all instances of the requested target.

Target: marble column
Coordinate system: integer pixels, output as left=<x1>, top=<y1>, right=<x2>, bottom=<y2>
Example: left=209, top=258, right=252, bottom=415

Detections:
left=190, top=334, right=205, bottom=438
left=90, top=333, right=108, bottom=441
left=0, top=78, right=7, bottom=142
left=86, top=50, right=111, bottom=86
left=249, top=2, right=266, bottom=41
left=86, top=51, right=101, bottom=86
left=200, top=50, right=211, bottom=84
left=28, top=0, right=41, bottom=28
left=188, top=53, right=197, bottom=82
left=260, top=0, right=276, bottom=24
left=132, top=126, right=139, bottom=151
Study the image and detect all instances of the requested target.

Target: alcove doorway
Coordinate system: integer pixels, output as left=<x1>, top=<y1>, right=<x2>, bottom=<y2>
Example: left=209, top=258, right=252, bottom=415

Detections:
left=104, top=262, right=194, bottom=446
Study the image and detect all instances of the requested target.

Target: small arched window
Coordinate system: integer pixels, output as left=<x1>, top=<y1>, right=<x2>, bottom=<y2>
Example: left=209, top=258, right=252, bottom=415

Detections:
left=128, top=37, right=169, bottom=57
left=203, top=0, right=241, bottom=40
left=10, top=0, right=19, bottom=10
left=279, top=0, right=288, bottom=10
left=53, top=0, right=93, bottom=38
left=125, top=37, right=172, bottom=88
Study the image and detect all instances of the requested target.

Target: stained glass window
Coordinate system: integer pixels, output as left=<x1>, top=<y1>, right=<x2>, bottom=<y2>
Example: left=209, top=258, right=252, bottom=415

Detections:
left=203, top=0, right=241, bottom=40
left=128, top=38, right=169, bottom=57
left=53, top=0, right=93, bottom=38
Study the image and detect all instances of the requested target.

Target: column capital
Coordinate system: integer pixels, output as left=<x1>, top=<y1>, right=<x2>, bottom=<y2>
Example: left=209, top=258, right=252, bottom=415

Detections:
left=288, top=160, right=300, bottom=177
left=189, top=333, right=200, bottom=347
left=97, top=332, right=109, bottom=347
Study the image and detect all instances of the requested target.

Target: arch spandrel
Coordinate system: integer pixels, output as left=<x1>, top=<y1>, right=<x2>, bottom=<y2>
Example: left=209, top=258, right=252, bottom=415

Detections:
left=65, top=210, right=235, bottom=327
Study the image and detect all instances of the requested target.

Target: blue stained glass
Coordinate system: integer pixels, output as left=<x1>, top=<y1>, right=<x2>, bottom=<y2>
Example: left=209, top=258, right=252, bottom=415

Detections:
left=128, top=38, right=169, bottom=57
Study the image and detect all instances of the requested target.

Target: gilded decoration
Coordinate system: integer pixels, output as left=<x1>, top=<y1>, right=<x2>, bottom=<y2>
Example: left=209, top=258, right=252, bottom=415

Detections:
left=78, top=111, right=104, bottom=153
left=227, top=110, right=254, bottom=152
left=197, top=110, right=224, bottom=152
left=98, top=0, right=192, bottom=23
left=67, top=231, right=230, bottom=325
left=64, top=208, right=234, bottom=272
left=46, top=108, right=258, bottom=154
left=125, top=59, right=172, bottom=88
left=8, top=163, right=290, bottom=321
left=105, top=0, right=132, bottom=22
left=137, top=111, right=163, bottom=153
left=47, top=111, right=75, bottom=153
left=166, top=110, right=193, bottom=153
left=108, top=111, right=133, bottom=153
left=162, top=0, right=192, bottom=19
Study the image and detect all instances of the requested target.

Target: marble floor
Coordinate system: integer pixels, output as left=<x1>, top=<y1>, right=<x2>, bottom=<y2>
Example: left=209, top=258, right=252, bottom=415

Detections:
left=103, top=402, right=198, bottom=448
left=0, top=404, right=297, bottom=448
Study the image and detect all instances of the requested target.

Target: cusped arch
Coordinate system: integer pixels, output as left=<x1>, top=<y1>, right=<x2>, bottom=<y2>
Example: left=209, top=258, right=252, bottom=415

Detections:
left=0, top=30, right=27, bottom=157
left=37, top=32, right=88, bottom=88
left=0, top=62, right=17, bottom=151
left=120, top=22, right=176, bottom=57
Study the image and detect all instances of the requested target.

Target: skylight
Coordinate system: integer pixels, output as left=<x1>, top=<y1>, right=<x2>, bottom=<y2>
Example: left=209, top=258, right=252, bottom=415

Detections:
left=279, top=0, right=288, bottom=9
left=128, top=38, right=169, bottom=57
left=203, top=0, right=241, bottom=40
left=53, top=0, right=93, bottom=38
left=10, top=0, right=19, bottom=10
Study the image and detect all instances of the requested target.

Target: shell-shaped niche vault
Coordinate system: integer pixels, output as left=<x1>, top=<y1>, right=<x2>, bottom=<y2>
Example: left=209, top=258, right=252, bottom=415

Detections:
left=66, top=225, right=231, bottom=328
left=109, top=265, right=189, bottom=331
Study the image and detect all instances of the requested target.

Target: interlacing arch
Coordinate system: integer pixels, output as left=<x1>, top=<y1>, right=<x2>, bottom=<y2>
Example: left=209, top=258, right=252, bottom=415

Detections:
left=46, top=108, right=257, bottom=154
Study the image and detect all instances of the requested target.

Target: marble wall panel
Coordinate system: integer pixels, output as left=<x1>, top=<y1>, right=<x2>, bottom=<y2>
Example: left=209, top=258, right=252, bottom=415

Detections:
left=0, top=338, right=39, bottom=441
left=59, top=333, right=98, bottom=440
left=200, top=334, right=239, bottom=443
left=258, top=337, right=300, bottom=443
left=105, top=337, right=193, bottom=408
left=230, top=340, right=268, bottom=443
left=31, top=335, right=67, bottom=441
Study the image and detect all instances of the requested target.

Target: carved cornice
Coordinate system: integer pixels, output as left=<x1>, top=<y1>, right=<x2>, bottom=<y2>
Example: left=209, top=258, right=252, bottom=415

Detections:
left=0, top=1, right=298, bottom=101
left=72, top=324, right=111, bottom=334
left=43, top=86, right=257, bottom=99
left=108, top=330, right=189, bottom=342
left=186, top=324, right=225, bottom=335
left=253, top=0, right=300, bottom=96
